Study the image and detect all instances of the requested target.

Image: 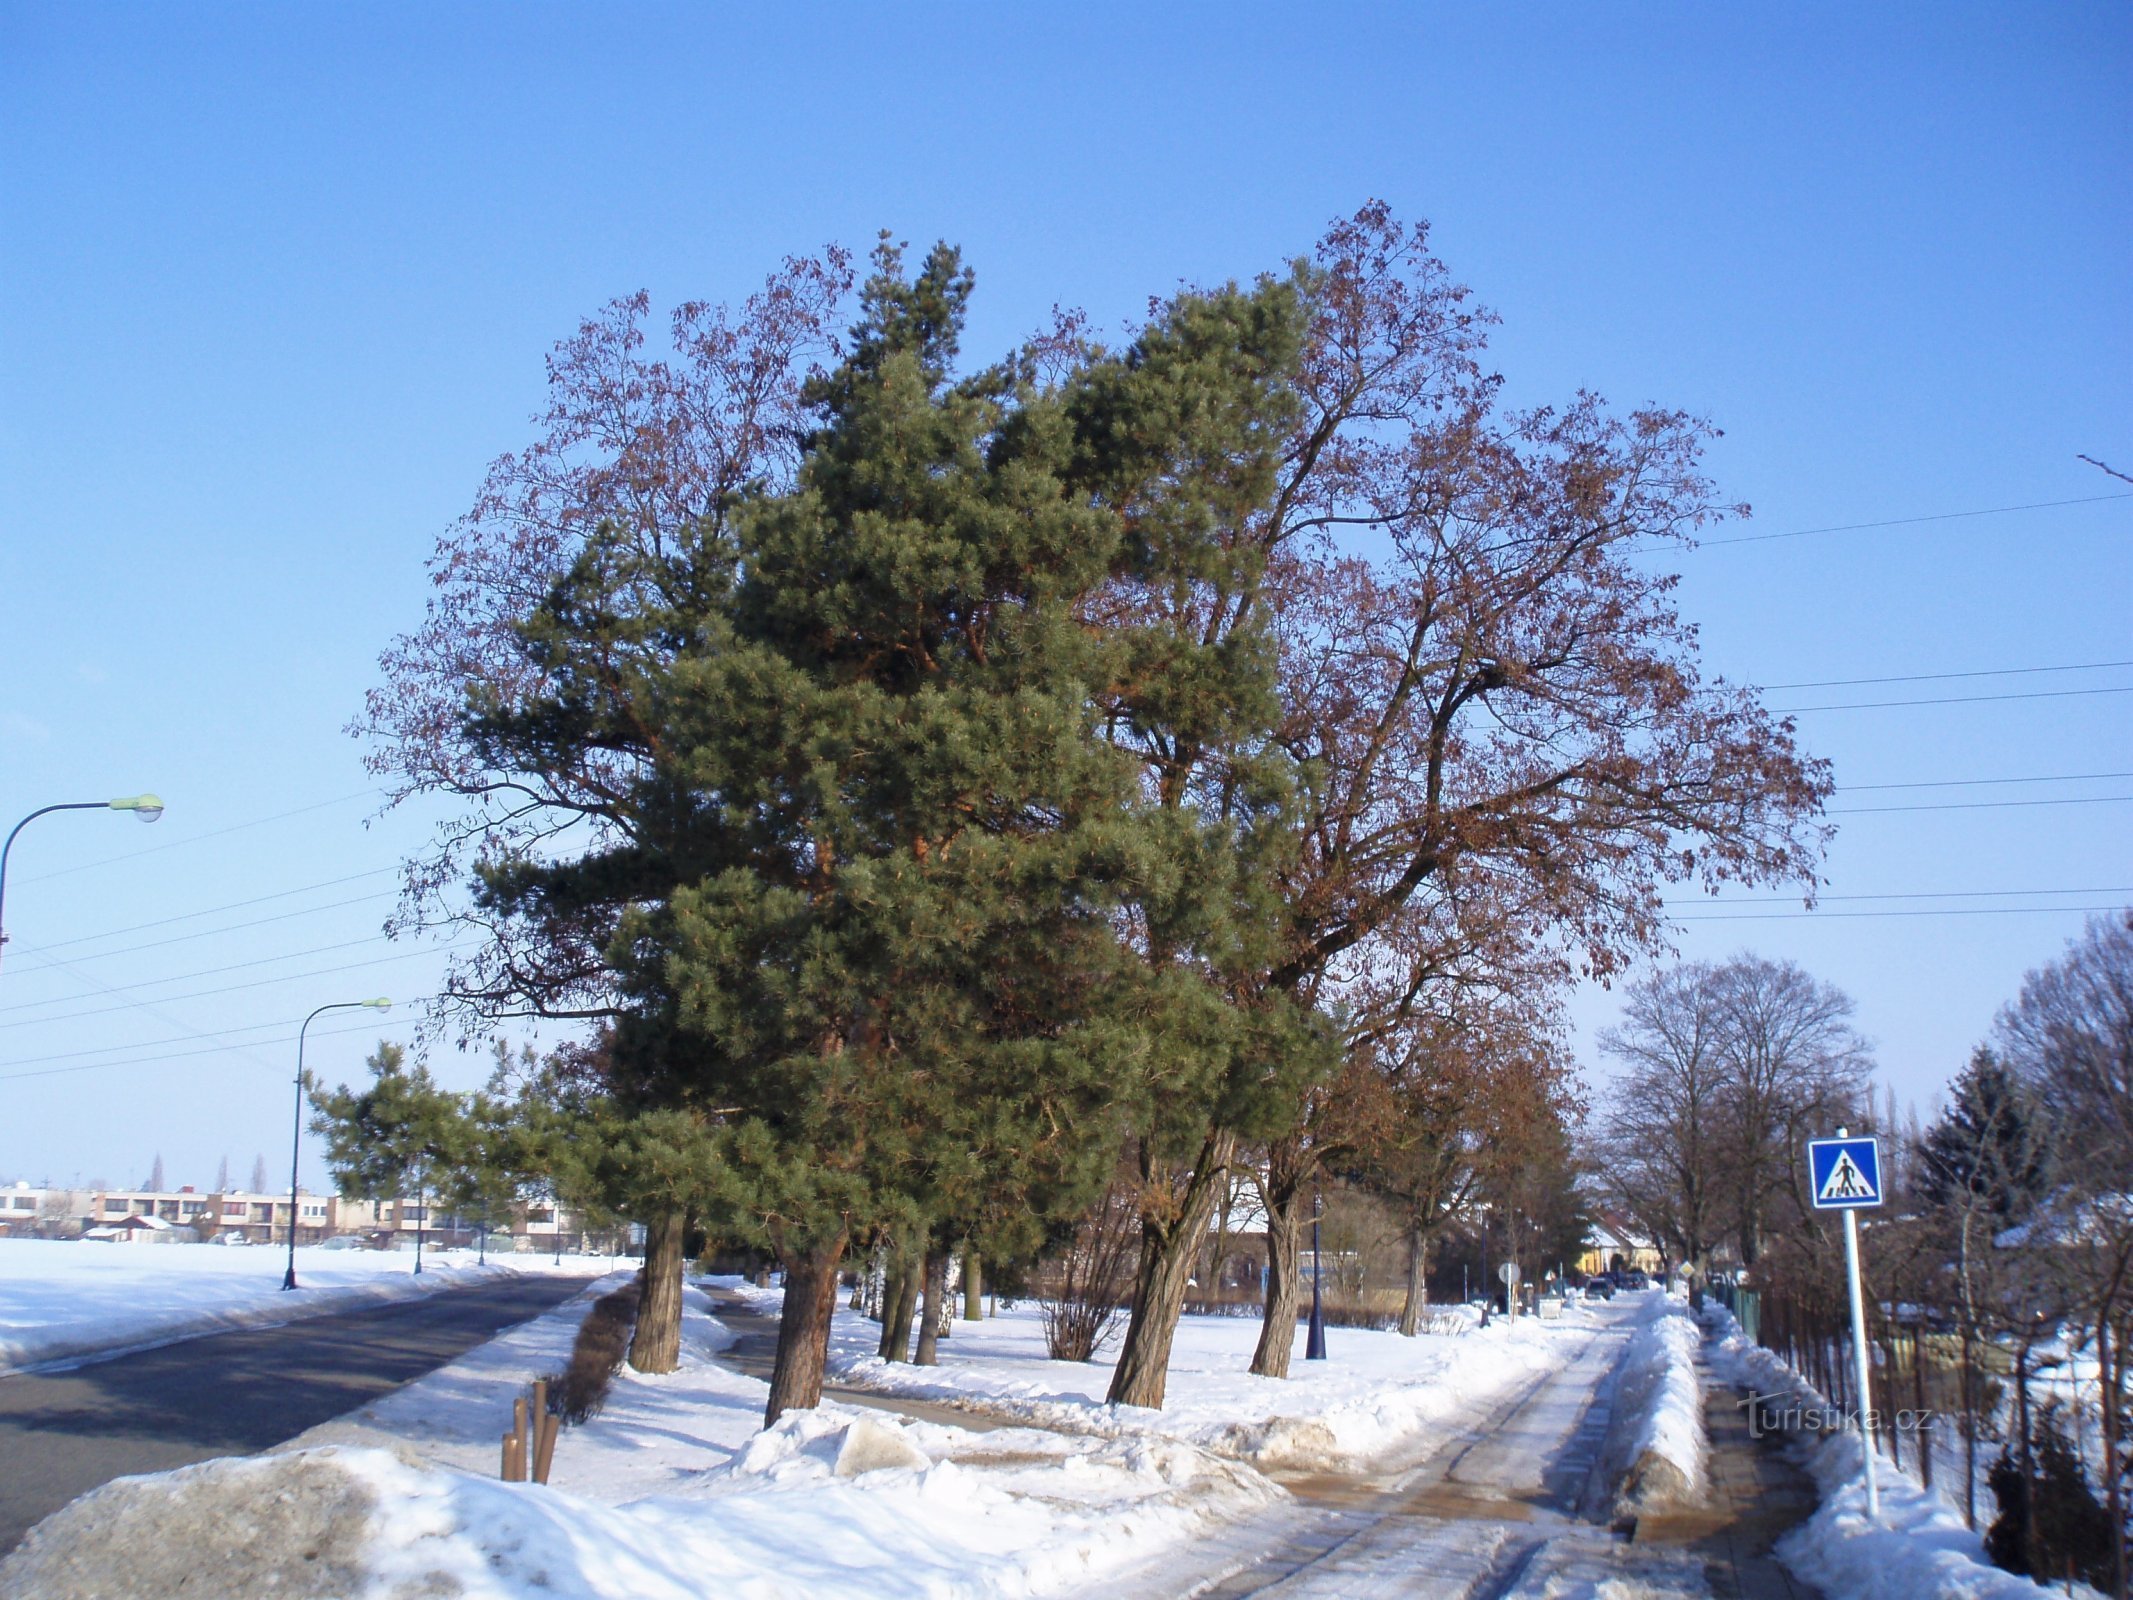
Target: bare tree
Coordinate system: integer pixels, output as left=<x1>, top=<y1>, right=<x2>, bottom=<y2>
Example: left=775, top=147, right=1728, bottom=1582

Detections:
left=1712, top=955, right=1872, bottom=1265
left=1593, top=961, right=1732, bottom=1296
left=1590, top=954, right=1870, bottom=1274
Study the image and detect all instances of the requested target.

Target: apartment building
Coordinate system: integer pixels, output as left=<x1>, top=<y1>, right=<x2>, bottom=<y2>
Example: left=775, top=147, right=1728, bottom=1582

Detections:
left=0, top=1180, right=590, bottom=1250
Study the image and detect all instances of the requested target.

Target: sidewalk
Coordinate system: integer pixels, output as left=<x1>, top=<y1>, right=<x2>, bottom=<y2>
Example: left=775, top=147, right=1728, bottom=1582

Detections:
left=1629, top=1348, right=1825, bottom=1600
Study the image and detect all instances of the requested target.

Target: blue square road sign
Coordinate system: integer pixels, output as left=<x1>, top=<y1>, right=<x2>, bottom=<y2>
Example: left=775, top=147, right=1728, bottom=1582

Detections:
left=1807, top=1136, right=1883, bottom=1210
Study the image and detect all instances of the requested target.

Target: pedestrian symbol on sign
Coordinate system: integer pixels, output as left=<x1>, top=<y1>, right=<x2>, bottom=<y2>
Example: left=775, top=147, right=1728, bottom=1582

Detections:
left=1818, top=1149, right=1873, bottom=1203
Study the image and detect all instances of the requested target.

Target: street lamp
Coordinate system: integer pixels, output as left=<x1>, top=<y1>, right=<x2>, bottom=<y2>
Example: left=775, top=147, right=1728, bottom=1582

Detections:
left=1305, top=1189, right=1328, bottom=1361
left=284, top=997, right=391, bottom=1290
left=0, top=796, right=164, bottom=970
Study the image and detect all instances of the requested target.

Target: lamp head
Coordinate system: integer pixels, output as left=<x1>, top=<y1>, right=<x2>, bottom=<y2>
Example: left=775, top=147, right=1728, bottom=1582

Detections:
left=363, top=997, right=392, bottom=1011
left=109, top=794, right=164, bottom=823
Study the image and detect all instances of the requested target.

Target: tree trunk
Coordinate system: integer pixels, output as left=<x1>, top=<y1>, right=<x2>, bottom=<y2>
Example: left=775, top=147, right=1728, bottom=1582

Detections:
left=885, top=1250, right=921, bottom=1361
left=1106, top=1130, right=1234, bottom=1410
left=764, top=1233, right=846, bottom=1427
left=627, top=1208, right=687, bottom=1374
left=877, top=1254, right=910, bottom=1358
left=1397, top=1226, right=1428, bottom=1337
left=913, top=1250, right=949, bottom=1366
left=962, top=1251, right=982, bottom=1320
left=1250, top=1184, right=1304, bottom=1377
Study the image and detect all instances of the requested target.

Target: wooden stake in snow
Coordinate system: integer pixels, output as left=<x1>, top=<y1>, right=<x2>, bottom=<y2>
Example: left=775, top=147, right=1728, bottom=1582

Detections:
left=500, top=1380, right=560, bottom=1485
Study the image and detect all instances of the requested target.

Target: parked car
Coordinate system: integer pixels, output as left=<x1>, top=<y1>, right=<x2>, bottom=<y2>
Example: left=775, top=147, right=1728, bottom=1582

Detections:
left=1618, top=1270, right=1651, bottom=1291
left=320, top=1235, right=367, bottom=1251
left=1582, top=1279, right=1615, bottom=1300
left=210, top=1232, right=251, bottom=1246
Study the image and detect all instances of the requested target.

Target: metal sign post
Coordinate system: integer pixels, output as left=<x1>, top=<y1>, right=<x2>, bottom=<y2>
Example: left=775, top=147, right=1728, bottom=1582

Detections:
left=1498, top=1260, right=1521, bottom=1320
left=1808, top=1128, right=1885, bottom=1520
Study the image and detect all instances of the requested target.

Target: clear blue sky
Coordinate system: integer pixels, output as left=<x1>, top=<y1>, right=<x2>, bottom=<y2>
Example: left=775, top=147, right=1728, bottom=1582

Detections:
left=2, top=3, right=2127, bottom=1191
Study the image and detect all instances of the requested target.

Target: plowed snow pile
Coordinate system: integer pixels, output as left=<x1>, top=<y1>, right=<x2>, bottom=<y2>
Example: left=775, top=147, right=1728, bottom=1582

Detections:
left=2, top=1425, right=1277, bottom=1600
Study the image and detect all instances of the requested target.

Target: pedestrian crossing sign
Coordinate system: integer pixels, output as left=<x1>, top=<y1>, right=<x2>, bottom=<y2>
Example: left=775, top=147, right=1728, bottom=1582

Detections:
left=1807, top=1136, right=1883, bottom=1209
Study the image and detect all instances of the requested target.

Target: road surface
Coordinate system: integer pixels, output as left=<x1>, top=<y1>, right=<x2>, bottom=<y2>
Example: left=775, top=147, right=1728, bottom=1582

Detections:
left=0, top=1271, right=595, bottom=1555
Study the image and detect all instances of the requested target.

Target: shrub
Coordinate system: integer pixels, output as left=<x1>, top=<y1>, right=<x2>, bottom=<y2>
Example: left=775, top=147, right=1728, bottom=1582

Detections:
left=1038, top=1184, right=1139, bottom=1362
left=546, top=1274, right=642, bottom=1424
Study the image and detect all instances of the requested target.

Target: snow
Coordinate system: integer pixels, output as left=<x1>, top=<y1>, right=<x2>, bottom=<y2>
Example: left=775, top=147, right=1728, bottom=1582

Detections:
left=1701, top=1301, right=2102, bottom=1600
left=742, top=1281, right=1585, bottom=1472
left=3, top=1267, right=1697, bottom=1599
left=97, top=1275, right=1285, bottom=1599
left=1608, top=1292, right=1706, bottom=1510
left=0, top=1236, right=598, bottom=1374
left=274, top=1278, right=1622, bottom=1597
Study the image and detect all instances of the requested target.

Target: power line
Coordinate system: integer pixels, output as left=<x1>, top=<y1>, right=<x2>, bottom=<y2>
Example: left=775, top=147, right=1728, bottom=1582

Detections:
left=1827, top=794, right=2133, bottom=816
left=1698, top=491, right=2132, bottom=548
left=3, top=891, right=398, bottom=972
left=1765, top=660, right=2133, bottom=692
left=1776, top=685, right=2133, bottom=714
left=0, top=941, right=476, bottom=1033
left=0, top=1010, right=433, bottom=1083
left=0, top=932, right=426, bottom=1017
left=1673, top=904, right=2125, bottom=923
left=9, top=949, right=286, bottom=1074
left=11, top=867, right=401, bottom=956
left=1839, top=772, right=2133, bottom=793
left=15, top=789, right=380, bottom=885
left=1680, top=886, right=2133, bottom=906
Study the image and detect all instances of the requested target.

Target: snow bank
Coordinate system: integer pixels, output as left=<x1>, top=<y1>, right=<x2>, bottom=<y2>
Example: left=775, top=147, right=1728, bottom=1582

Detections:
left=1701, top=1302, right=2100, bottom=1600
left=4, top=1418, right=1279, bottom=1599
left=733, top=1282, right=1595, bottom=1473
left=1604, top=1293, right=1705, bottom=1515
left=0, top=1237, right=594, bottom=1374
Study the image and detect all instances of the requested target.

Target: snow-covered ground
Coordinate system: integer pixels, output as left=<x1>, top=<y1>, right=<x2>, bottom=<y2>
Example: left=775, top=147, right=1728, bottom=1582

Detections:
left=748, top=1279, right=1592, bottom=1472
left=5, top=1273, right=1699, bottom=1599
left=0, top=1236, right=601, bottom=1373
left=89, top=1274, right=1287, bottom=1599
left=1701, top=1301, right=2103, bottom=1600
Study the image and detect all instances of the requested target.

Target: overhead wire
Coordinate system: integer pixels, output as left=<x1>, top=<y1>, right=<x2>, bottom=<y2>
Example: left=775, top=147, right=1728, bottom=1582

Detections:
left=14, top=788, right=382, bottom=885
left=0, top=1009, right=436, bottom=1083
left=1774, top=684, right=2133, bottom=713
left=1696, top=491, right=2132, bottom=547
left=1827, top=793, right=2133, bottom=816
left=0, top=940, right=478, bottom=1032
left=13, top=867, right=401, bottom=955
left=0, top=932, right=439, bottom=1016
left=1671, top=904, right=2126, bottom=923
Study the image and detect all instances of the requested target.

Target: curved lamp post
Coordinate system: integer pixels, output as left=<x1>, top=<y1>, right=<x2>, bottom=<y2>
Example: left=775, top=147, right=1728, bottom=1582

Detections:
left=283, top=997, right=391, bottom=1290
left=0, top=796, right=164, bottom=970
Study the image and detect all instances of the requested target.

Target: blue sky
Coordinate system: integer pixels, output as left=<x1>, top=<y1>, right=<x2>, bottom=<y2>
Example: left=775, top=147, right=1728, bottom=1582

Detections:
left=1, top=3, right=2127, bottom=1191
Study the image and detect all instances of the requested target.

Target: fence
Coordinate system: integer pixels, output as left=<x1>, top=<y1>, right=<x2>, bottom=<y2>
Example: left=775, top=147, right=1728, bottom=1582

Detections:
left=1708, top=1278, right=1984, bottom=1513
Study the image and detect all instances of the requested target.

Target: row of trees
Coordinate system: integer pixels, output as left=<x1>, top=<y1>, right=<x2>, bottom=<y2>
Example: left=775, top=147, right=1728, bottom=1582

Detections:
left=355, top=204, right=1827, bottom=1425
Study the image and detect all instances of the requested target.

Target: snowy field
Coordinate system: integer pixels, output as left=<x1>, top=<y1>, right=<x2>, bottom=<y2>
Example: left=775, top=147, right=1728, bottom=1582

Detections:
left=0, top=1236, right=603, bottom=1373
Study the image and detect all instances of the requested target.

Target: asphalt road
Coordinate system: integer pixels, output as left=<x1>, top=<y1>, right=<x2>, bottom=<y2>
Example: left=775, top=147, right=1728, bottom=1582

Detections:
left=0, top=1272, right=596, bottom=1555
